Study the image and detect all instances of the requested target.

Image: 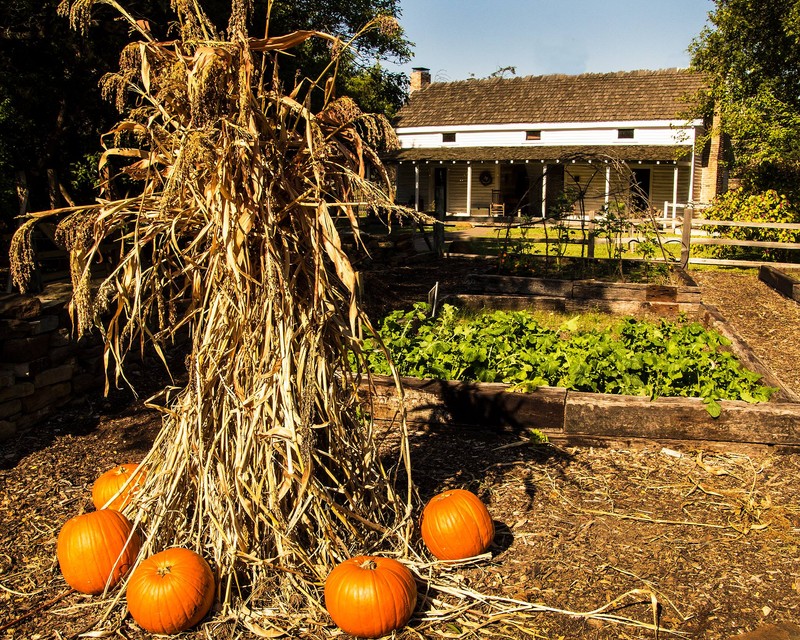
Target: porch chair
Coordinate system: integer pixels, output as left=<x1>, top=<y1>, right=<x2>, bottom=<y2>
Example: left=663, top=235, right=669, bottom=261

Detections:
left=490, top=190, right=505, bottom=217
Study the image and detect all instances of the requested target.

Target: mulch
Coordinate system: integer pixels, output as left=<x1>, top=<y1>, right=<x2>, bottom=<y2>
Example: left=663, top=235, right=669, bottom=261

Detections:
left=2, top=258, right=800, bottom=639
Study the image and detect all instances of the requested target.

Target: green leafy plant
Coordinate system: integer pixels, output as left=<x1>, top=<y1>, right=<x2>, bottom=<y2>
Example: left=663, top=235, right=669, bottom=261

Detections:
left=701, top=188, right=800, bottom=262
left=545, top=191, right=576, bottom=268
left=593, top=202, right=630, bottom=263
left=362, top=304, right=777, bottom=416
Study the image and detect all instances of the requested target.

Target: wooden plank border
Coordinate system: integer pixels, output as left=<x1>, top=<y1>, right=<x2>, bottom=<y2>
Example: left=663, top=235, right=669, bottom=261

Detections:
left=564, top=392, right=800, bottom=446
left=363, top=375, right=800, bottom=448
left=365, top=375, right=567, bottom=435
left=758, top=264, right=800, bottom=302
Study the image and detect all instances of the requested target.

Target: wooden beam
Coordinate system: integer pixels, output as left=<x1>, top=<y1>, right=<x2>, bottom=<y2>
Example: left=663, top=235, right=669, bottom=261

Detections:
left=361, top=372, right=800, bottom=448
left=690, top=238, right=800, bottom=250
left=365, top=375, right=566, bottom=433
left=759, top=264, right=800, bottom=302
left=564, top=392, right=800, bottom=446
left=693, top=218, right=800, bottom=230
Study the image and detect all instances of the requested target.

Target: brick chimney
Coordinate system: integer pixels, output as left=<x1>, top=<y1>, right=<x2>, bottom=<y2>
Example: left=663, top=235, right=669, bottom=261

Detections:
left=700, top=107, right=727, bottom=202
left=410, top=67, right=431, bottom=94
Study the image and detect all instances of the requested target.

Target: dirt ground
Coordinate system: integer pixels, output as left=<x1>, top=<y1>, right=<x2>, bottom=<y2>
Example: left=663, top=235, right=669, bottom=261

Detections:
left=1, top=258, right=800, bottom=639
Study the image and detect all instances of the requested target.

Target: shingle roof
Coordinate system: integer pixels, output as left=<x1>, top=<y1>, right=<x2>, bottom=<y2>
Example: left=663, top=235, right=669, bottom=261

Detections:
left=387, top=145, right=692, bottom=163
left=395, top=69, right=706, bottom=128
left=383, top=144, right=691, bottom=162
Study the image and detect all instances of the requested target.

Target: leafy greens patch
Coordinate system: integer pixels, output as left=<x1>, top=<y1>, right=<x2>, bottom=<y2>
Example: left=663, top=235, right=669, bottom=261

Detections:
left=362, top=304, right=776, bottom=416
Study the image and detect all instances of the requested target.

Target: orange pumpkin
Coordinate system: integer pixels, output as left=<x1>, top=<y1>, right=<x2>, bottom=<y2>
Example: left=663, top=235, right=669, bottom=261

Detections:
left=92, top=463, right=146, bottom=511
left=324, top=556, right=417, bottom=638
left=420, top=489, right=494, bottom=560
left=56, top=510, right=141, bottom=594
left=127, top=547, right=215, bottom=634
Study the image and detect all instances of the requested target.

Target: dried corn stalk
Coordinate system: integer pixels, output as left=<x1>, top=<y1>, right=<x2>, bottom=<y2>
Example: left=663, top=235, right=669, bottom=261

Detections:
left=13, top=0, right=415, bottom=630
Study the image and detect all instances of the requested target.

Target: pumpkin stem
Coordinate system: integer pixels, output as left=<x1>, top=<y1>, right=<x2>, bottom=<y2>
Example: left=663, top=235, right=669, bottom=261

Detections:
left=359, top=559, right=378, bottom=571
left=157, top=563, right=173, bottom=577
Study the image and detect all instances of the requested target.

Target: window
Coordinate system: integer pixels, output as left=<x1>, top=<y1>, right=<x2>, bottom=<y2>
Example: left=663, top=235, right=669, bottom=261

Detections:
left=618, top=128, right=635, bottom=139
left=442, top=132, right=456, bottom=143
left=525, top=130, right=541, bottom=141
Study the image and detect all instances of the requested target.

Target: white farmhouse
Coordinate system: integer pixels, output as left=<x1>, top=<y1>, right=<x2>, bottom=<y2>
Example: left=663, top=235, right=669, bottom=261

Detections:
left=387, top=68, right=724, bottom=220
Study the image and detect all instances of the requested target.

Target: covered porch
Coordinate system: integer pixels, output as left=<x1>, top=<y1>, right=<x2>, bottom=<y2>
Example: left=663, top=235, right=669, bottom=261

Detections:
left=388, top=145, right=698, bottom=223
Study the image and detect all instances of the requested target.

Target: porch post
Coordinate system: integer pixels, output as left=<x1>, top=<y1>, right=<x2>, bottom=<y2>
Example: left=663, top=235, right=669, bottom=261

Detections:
left=541, top=165, right=547, bottom=217
left=414, top=163, right=420, bottom=211
left=604, top=165, right=611, bottom=206
left=672, top=164, right=679, bottom=231
left=688, top=142, right=696, bottom=204
left=466, top=163, right=472, bottom=216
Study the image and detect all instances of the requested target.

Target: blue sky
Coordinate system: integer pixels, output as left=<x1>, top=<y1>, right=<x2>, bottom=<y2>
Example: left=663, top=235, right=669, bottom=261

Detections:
left=384, top=0, right=715, bottom=82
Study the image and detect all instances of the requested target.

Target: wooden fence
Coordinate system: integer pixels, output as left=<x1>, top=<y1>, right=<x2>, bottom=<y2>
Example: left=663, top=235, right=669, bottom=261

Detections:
left=471, top=207, right=800, bottom=269
left=678, top=205, right=800, bottom=269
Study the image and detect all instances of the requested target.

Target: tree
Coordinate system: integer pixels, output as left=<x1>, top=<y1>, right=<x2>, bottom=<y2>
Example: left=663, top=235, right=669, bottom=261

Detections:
left=689, top=0, right=800, bottom=195
left=0, top=0, right=125, bottom=233
left=263, top=0, right=411, bottom=115
left=0, top=0, right=410, bottom=236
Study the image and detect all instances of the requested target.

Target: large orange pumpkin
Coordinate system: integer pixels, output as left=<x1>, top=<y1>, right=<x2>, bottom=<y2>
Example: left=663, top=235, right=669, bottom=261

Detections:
left=56, top=510, right=141, bottom=594
left=126, top=547, right=215, bottom=634
left=420, top=489, right=494, bottom=560
left=324, top=556, right=417, bottom=638
left=92, top=463, right=146, bottom=511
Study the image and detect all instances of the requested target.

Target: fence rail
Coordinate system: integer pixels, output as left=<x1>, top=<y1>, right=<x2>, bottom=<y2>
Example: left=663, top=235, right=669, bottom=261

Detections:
left=679, top=206, right=800, bottom=269
left=460, top=204, right=800, bottom=270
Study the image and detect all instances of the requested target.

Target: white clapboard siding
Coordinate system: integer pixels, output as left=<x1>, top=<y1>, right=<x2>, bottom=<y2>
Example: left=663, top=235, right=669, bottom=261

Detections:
left=398, top=122, right=696, bottom=149
left=395, top=164, right=433, bottom=210
left=447, top=165, right=468, bottom=213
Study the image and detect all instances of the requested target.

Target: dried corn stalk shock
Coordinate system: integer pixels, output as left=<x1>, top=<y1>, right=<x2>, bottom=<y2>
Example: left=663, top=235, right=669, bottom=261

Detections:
left=12, top=0, right=420, bottom=633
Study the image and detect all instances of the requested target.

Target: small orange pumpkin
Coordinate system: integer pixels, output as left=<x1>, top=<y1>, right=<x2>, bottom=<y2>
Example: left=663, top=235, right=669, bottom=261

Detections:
left=127, top=547, right=215, bottom=634
left=324, top=556, right=417, bottom=638
left=56, top=510, right=141, bottom=594
left=92, top=463, right=146, bottom=511
left=420, top=489, right=494, bottom=560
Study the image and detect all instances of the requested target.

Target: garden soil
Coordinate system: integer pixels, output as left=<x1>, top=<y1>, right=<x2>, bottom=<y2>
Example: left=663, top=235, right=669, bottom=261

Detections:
left=1, top=258, right=799, bottom=639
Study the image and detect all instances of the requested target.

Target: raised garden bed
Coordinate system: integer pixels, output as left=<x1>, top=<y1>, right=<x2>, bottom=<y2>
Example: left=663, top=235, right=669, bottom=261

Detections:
left=365, top=374, right=800, bottom=448
left=758, top=264, right=800, bottom=302
left=461, top=260, right=701, bottom=316
left=361, top=281, right=800, bottom=448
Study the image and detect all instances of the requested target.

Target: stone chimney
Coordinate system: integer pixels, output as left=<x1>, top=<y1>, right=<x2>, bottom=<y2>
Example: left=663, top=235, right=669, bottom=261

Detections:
left=410, top=67, right=431, bottom=94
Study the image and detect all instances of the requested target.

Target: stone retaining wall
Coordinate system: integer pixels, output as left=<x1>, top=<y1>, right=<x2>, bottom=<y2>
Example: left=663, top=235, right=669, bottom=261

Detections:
left=0, top=284, right=104, bottom=441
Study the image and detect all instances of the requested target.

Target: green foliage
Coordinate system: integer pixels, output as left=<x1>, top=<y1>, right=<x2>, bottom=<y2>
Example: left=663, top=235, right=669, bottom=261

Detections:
left=342, top=63, right=407, bottom=120
left=0, top=0, right=411, bottom=228
left=701, top=187, right=800, bottom=261
left=362, top=304, right=776, bottom=416
left=593, top=203, right=631, bottom=263
left=67, top=153, right=103, bottom=199
left=258, top=0, right=410, bottom=114
left=690, top=0, right=800, bottom=194
left=545, top=191, right=575, bottom=265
